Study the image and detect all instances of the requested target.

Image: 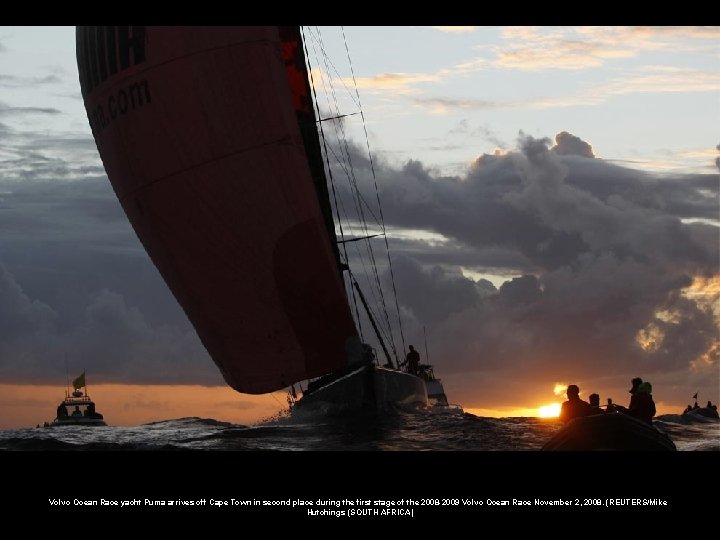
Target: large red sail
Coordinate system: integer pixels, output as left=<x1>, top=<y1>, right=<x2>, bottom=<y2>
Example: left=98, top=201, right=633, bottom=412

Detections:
left=76, top=26, right=359, bottom=393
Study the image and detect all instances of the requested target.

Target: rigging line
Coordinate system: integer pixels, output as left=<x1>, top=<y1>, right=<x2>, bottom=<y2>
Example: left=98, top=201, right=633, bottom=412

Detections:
left=309, top=89, right=381, bottom=236
left=335, top=208, right=387, bottom=346
left=311, top=29, right=368, bottom=229
left=333, top=196, right=393, bottom=350
left=315, top=31, right=396, bottom=356
left=271, top=390, right=288, bottom=410
left=355, top=279, right=396, bottom=351
left=324, top=141, right=390, bottom=339
left=323, top=148, right=384, bottom=232
left=307, top=32, right=384, bottom=235
left=308, top=32, right=360, bottom=236
left=311, top=28, right=396, bottom=363
left=342, top=25, right=406, bottom=358
left=361, top=227, right=399, bottom=361
left=322, top=181, right=389, bottom=355
left=306, top=35, right=358, bottom=258
left=331, top=29, right=398, bottom=363
left=329, top=179, right=367, bottom=341
left=315, top=140, right=378, bottom=323
left=338, top=233, right=382, bottom=244
left=345, top=277, right=364, bottom=341
left=304, top=27, right=361, bottom=110
left=313, top=27, right=370, bottom=240
left=348, top=273, right=394, bottom=351
left=351, top=277, right=394, bottom=368
left=310, top=29, right=395, bottom=353
left=353, top=237, right=394, bottom=350
left=323, top=142, right=383, bottom=227
left=316, top=28, right=397, bottom=360
left=301, top=26, right=362, bottom=337
left=317, top=112, right=359, bottom=123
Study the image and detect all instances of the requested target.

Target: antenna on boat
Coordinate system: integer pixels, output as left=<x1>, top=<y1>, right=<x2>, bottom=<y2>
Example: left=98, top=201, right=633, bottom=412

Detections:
left=64, top=352, right=69, bottom=398
left=423, top=326, right=430, bottom=365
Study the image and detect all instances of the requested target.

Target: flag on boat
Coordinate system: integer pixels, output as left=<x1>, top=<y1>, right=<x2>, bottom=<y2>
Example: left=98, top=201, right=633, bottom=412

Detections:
left=692, top=393, right=698, bottom=400
left=73, top=372, right=86, bottom=390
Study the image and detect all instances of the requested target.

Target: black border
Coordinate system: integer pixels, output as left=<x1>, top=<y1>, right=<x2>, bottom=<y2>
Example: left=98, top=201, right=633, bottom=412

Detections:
left=8, top=450, right=715, bottom=524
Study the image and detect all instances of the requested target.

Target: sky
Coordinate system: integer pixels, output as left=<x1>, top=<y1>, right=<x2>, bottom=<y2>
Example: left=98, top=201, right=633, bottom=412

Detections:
left=0, top=26, right=718, bottom=428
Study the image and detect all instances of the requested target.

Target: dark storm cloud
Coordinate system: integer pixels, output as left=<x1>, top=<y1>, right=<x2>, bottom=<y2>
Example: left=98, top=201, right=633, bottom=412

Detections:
left=329, top=131, right=718, bottom=407
left=0, top=177, right=221, bottom=386
left=383, top=235, right=534, bottom=274
left=337, top=134, right=718, bottom=271
left=388, top=255, right=486, bottom=325
left=1, top=127, right=717, bottom=408
left=553, top=157, right=719, bottom=222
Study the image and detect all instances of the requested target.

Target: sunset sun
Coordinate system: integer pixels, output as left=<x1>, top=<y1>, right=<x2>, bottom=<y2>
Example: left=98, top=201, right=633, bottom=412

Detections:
left=538, top=403, right=561, bottom=418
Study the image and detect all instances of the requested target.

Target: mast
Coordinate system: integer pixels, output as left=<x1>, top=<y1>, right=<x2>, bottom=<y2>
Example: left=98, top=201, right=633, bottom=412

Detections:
left=423, top=326, right=430, bottom=364
left=65, top=353, right=69, bottom=398
left=301, top=26, right=411, bottom=371
left=352, top=280, right=395, bottom=368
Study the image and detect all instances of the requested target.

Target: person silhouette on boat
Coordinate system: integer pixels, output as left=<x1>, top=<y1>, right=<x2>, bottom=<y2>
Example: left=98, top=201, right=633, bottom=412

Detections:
left=406, top=345, right=420, bottom=376
left=588, top=393, right=604, bottom=415
left=56, top=403, right=68, bottom=419
left=613, top=377, right=643, bottom=414
left=559, top=385, right=591, bottom=423
left=606, top=398, right=617, bottom=413
left=683, top=404, right=693, bottom=414
left=71, top=405, right=83, bottom=417
left=84, top=402, right=104, bottom=420
left=628, top=381, right=656, bottom=425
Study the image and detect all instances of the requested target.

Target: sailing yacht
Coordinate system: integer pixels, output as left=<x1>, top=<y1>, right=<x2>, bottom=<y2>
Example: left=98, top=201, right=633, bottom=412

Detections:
left=75, top=26, right=450, bottom=414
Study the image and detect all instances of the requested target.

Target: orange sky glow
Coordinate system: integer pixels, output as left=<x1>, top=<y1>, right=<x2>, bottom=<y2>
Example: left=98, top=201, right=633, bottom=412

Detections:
left=0, top=383, right=684, bottom=429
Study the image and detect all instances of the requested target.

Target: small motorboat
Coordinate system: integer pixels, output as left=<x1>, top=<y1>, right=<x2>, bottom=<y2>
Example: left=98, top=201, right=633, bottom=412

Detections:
left=47, top=390, right=107, bottom=427
left=541, top=412, right=676, bottom=451
left=683, top=407, right=719, bottom=420
left=43, top=371, right=107, bottom=427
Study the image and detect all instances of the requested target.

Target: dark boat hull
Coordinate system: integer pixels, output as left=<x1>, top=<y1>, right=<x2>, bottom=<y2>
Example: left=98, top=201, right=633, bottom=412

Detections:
left=683, top=407, right=719, bottom=420
left=542, top=412, right=676, bottom=451
left=47, top=418, right=107, bottom=427
left=294, top=364, right=428, bottom=414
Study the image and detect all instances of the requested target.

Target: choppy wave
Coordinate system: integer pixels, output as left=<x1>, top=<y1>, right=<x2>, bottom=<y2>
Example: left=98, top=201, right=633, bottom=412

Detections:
left=654, top=414, right=719, bottom=451
left=1, top=408, right=717, bottom=451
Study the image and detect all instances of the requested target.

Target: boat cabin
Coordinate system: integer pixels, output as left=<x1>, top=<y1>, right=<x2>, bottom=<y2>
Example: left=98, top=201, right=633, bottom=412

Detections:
left=51, top=390, right=106, bottom=426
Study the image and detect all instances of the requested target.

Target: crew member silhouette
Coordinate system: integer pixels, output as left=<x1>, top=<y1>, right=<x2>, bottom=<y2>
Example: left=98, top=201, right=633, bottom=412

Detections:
left=629, top=382, right=656, bottom=425
left=559, top=385, right=591, bottom=423
left=406, top=345, right=420, bottom=376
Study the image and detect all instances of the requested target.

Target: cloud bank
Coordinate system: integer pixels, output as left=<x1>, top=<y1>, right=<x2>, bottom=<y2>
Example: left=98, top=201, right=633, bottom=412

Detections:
left=1, top=129, right=717, bottom=410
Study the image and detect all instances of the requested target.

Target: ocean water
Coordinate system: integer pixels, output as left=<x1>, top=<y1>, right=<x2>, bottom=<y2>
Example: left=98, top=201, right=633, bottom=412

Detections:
left=1, top=408, right=717, bottom=451
left=3, top=409, right=716, bottom=519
